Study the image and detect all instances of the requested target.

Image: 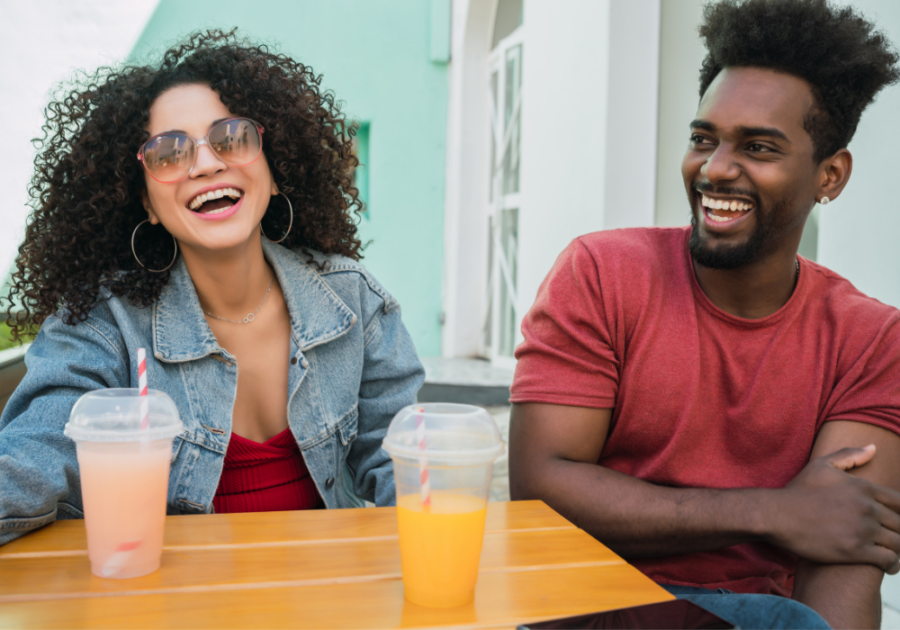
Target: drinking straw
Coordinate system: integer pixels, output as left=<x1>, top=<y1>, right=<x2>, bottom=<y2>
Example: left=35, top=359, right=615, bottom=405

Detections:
left=415, top=407, right=431, bottom=507
left=100, top=540, right=142, bottom=577
left=102, top=352, right=149, bottom=577
left=138, top=348, right=149, bottom=430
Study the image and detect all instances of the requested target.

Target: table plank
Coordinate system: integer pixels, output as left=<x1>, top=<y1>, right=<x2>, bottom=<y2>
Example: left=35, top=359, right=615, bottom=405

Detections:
left=0, top=501, right=574, bottom=559
left=0, top=528, right=622, bottom=601
left=0, top=501, right=673, bottom=629
left=0, top=564, right=673, bottom=630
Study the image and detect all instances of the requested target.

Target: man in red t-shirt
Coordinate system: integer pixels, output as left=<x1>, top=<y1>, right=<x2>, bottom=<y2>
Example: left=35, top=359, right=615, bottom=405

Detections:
left=509, top=1, right=900, bottom=628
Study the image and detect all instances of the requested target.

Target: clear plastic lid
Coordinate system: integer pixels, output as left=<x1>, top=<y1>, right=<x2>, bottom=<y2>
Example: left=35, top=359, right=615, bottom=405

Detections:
left=64, top=388, right=184, bottom=442
left=382, top=403, right=504, bottom=464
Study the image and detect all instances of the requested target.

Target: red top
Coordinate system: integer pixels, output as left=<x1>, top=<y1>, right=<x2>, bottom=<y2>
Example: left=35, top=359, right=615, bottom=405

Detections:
left=511, top=227, right=900, bottom=596
left=213, top=427, right=323, bottom=514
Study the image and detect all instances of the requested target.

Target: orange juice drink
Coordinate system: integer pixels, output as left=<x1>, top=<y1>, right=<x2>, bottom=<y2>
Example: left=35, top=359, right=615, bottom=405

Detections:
left=383, top=404, right=504, bottom=608
left=397, top=491, right=488, bottom=607
left=76, top=440, right=173, bottom=578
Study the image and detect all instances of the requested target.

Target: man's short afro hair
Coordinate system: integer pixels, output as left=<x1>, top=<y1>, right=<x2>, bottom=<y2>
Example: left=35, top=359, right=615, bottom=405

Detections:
left=698, top=0, right=899, bottom=162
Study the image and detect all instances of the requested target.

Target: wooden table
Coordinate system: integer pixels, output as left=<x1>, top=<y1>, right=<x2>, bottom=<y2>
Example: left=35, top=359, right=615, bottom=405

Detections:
left=0, top=501, right=672, bottom=629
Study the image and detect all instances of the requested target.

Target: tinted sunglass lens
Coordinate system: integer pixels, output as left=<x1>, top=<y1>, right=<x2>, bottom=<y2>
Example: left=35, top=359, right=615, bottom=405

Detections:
left=209, top=119, right=261, bottom=166
left=144, top=134, right=195, bottom=182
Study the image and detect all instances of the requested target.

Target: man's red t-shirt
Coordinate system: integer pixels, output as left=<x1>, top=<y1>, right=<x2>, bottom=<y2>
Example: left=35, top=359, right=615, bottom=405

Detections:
left=510, top=227, right=900, bottom=596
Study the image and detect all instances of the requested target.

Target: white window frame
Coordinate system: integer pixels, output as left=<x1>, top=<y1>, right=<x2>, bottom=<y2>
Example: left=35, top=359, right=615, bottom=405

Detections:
left=481, top=24, right=524, bottom=369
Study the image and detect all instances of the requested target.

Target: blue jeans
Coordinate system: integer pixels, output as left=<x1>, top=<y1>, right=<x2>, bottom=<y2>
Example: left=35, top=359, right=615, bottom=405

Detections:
left=661, top=585, right=831, bottom=629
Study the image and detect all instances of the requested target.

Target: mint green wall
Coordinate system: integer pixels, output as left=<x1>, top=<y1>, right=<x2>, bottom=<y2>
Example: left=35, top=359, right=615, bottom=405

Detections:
left=132, top=0, right=449, bottom=356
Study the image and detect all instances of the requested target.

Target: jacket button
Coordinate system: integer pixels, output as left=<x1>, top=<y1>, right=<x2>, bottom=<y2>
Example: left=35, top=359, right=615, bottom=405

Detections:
left=290, top=357, right=298, bottom=365
left=325, top=477, right=335, bottom=490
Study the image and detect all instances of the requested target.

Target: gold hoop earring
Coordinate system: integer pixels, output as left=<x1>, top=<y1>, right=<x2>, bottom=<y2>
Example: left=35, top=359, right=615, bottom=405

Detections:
left=132, top=219, right=178, bottom=272
left=260, top=192, right=294, bottom=244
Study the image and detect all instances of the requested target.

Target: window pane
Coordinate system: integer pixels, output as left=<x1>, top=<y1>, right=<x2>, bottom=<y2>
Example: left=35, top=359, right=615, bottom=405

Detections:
left=499, top=207, right=518, bottom=357
left=489, top=71, right=499, bottom=203
left=491, top=0, right=523, bottom=49
left=503, top=45, right=522, bottom=195
left=483, top=215, right=495, bottom=354
left=352, top=122, right=370, bottom=216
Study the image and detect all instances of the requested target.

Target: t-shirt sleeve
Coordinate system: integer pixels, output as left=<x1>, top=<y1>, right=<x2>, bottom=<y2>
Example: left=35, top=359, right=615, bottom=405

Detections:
left=510, top=238, right=619, bottom=408
left=822, top=315, right=900, bottom=436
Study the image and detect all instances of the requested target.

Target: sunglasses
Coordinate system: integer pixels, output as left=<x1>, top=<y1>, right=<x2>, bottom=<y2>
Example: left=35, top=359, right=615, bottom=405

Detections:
left=137, top=117, right=265, bottom=183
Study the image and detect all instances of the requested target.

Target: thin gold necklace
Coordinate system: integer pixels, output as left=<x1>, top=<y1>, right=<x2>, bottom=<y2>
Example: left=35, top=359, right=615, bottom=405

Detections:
left=204, top=275, right=274, bottom=324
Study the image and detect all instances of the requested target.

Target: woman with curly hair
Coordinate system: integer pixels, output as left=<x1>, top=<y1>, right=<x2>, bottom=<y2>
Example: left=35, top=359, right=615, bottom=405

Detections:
left=0, top=30, right=423, bottom=544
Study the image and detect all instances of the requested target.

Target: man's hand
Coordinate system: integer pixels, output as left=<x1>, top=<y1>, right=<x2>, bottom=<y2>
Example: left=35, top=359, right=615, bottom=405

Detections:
left=768, top=445, right=900, bottom=573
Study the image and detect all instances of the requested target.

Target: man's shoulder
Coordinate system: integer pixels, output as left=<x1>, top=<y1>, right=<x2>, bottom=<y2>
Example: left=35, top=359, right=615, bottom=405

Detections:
left=565, top=227, right=690, bottom=291
left=804, top=258, right=900, bottom=326
left=573, top=226, right=689, bottom=264
left=538, top=227, right=693, bottom=317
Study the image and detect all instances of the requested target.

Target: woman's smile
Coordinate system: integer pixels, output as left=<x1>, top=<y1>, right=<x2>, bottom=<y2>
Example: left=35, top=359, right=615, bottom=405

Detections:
left=185, top=185, right=245, bottom=221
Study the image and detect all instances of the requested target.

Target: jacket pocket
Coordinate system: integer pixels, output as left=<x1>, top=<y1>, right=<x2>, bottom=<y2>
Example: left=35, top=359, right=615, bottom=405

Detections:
left=334, top=405, right=366, bottom=507
left=337, top=405, right=359, bottom=447
left=335, top=404, right=359, bottom=476
left=170, top=435, right=184, bottom=463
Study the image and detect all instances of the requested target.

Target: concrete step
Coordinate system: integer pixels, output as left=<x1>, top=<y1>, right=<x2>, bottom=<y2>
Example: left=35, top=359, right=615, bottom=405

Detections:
left=417, top=357, right=513, bottom=406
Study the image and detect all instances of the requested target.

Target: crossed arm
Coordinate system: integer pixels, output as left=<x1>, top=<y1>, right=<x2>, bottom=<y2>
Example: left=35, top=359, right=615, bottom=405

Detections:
left=509, top=403, right=900, bottom=629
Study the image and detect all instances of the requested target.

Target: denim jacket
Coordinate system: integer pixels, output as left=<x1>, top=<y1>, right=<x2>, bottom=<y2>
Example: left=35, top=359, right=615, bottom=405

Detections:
left=0, top=238, right=424, bottom=545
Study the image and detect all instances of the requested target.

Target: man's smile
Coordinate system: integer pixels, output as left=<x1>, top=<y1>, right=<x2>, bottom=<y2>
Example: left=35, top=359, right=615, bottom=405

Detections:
left=696, top=191, right=756, bottom=231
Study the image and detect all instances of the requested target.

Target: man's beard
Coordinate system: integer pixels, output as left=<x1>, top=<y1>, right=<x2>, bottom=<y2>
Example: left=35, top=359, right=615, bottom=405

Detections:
left=689, top=199, right=785, bottom=270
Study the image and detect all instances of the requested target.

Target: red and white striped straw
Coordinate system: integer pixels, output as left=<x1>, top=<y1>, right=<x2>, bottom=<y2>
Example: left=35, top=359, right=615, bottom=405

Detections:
left=414, top=407, right=431, bottom=507
left=137, top=348, right=149, bottom=430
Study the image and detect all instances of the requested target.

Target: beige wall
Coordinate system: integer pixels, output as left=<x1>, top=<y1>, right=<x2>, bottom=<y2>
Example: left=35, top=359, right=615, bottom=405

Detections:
left=818, top=0, right=900, bottom=308
left=518, top=0, right=661, bottom=331
left=654, top=0, right=705, bottom=229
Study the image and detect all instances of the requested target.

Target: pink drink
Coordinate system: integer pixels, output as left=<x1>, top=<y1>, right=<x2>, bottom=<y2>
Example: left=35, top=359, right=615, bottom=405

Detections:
left=76, top=439, right=173, bottom=578
left=65, top=388, right=183, bottom=580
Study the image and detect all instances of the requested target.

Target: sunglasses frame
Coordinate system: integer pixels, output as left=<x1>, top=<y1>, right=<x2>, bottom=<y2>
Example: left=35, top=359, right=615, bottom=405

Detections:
left=137, top=117, right=265, bottom=184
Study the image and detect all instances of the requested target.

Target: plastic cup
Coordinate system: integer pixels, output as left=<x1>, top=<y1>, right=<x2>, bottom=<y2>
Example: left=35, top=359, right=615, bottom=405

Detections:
left=382, top=403, right=504, bottom=608
left=64, top=388, right=183, bottom=579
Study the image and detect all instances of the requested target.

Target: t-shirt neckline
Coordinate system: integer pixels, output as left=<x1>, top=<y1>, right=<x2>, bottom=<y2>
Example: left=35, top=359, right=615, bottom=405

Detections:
left=682, top=228, right=807, bottom=328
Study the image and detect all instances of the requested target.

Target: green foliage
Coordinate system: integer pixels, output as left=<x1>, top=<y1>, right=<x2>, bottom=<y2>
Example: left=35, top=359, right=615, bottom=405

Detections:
left=0, top=322, right=34, bottom=351
left=0, top=323, right=14, bottom=351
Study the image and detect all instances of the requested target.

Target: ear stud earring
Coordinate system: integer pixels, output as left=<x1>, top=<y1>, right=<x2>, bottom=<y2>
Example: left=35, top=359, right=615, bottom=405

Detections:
left=819, top=197, right=830, bottom=205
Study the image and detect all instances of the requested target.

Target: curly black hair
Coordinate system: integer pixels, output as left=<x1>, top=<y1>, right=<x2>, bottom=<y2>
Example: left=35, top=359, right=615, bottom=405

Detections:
left=5, top=29, right=364, bottom=340
left=698, top=0, right=900, bottom=162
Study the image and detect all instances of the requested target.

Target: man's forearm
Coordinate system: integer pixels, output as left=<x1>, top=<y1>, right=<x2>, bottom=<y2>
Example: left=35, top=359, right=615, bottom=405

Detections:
left=792, top=561, right=882, bottom=629
left=510, top=407, right=900, bottom=571
left=513, top=457, right=774, bottom=558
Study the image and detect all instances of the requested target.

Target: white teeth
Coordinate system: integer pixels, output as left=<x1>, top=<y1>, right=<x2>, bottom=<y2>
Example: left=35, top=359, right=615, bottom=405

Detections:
left=188, top=187, right=243, bottom=210
left=700, top=194, right=752, bottom=212
left=706, top=211, right=732, bottom=222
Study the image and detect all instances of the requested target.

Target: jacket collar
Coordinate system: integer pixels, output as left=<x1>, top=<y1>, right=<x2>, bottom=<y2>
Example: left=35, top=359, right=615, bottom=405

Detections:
left=153, top=238, right=357, bottom=362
